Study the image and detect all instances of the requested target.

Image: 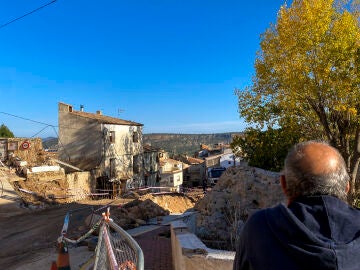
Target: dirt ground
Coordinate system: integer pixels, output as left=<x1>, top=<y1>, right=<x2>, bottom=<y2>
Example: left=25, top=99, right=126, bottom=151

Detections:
left=0, top=199, right=110, bottom=270
left=0, top=164, right=204, bottom=269
left=0, top=190, right=203, bottom=270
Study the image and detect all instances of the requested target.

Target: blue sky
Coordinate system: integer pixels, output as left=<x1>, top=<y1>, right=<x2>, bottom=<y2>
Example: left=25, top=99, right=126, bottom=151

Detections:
left=0, top=0, right=287, bottom=138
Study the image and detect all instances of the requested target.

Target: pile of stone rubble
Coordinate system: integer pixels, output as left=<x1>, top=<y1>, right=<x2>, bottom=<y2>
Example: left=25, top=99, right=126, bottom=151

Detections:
left=194, top=164, right=286, bottom=250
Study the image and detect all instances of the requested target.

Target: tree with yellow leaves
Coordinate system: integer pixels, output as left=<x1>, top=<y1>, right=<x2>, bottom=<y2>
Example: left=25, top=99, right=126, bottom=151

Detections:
left=237, top=0, right=360, bottom=197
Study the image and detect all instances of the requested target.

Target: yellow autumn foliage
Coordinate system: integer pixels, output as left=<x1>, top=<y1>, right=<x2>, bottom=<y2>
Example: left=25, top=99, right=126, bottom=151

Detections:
left=236, top=0, right=360, bottom=195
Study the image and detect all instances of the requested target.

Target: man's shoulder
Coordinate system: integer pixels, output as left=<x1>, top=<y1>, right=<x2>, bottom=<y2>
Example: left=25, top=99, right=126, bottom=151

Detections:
left=251, top=203, right=286, bottom=218
left=243, top=204, right=287, bottom=229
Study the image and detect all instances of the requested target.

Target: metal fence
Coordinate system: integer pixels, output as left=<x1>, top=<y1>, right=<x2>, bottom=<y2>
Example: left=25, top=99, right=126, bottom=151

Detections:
left=94, top=220, right=144, bottom=270
left=59, top=206, right=144, bottom=270
left=65, top=206, right=96, bottom=238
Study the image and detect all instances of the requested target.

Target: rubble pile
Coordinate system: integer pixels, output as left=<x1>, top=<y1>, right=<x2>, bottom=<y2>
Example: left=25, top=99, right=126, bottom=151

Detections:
left=111, top=192, right=198, bottom=229
left=6, top=138, right=44, bottom=167
left=13, top=169, right=69, bottom=205
left=141, top=193, right=196, bottom=213
left=194, top=164, right=286, bottom=250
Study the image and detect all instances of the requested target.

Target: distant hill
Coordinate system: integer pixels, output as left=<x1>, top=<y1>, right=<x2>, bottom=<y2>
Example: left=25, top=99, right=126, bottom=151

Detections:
left=143, top=133, right=242, bottom=155
left=41, top=133, right=242, bottom=155
left=41, top=137, right=58, bottom=150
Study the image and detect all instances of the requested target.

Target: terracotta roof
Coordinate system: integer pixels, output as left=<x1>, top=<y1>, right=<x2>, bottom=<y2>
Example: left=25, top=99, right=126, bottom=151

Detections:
left=182, top=163, right=190, bottom=169
left=160, top=158, right=189, bottom=171
left=143, top=144, right=161, bottom=152
left=162, top=158, right=182, bottom=165
left=186, top=156, right=205, bottom=164
left=70, top=111, right=143, bottom=126
left=160, top=160, right=166, bottom=166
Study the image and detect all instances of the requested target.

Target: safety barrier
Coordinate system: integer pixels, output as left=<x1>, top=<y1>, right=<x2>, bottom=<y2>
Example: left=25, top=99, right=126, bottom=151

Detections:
left=55, top=206, right=144, bottom=270
left=93, top=213, right=144, bottom=270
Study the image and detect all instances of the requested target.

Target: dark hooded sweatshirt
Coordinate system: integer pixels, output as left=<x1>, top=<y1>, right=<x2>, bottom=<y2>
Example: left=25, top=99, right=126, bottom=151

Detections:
left=233, top=195, right=360, bottom=270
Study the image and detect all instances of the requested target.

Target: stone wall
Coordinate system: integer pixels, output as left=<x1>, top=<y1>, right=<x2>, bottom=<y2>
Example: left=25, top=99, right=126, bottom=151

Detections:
left=171, top=220, right=235, bottom=270
left=58, top=105, right=103, bottom=171
left=6, top=138, right=44, bottom=166
left=194, top=165, right=286, bottom=250
left=66, top=171, right=95, bottom=202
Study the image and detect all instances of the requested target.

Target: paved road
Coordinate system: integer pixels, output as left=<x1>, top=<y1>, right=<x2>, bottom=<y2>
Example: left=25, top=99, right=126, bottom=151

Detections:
left=0, top=169, right=27, bottom=218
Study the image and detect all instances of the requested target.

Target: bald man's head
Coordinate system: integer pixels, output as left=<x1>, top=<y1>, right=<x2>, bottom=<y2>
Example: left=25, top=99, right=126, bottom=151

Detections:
left=292, top=142, right=341, bottom=176
left=283, top=141, right=349, bottom=202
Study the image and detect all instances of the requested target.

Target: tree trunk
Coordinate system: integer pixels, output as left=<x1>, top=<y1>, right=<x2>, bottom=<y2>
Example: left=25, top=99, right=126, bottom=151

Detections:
left=349, top=128, right=360, bottom=202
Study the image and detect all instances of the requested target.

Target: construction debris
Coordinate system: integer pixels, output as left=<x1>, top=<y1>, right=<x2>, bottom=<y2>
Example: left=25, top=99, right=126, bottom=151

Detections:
left=111, top=191, right=200, bottom=229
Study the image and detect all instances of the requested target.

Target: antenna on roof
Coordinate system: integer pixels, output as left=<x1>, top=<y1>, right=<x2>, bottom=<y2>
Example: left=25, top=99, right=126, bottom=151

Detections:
left=118, top=108, right=125, bottom=118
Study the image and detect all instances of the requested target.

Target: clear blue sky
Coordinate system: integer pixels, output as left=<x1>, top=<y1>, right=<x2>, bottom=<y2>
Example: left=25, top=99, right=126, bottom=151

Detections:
left=0, top=0, right=287, bottom=138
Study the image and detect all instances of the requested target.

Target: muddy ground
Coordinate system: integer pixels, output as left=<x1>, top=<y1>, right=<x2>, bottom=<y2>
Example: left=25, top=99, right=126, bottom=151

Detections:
left=0, top=164, right=204, bottom=269
left=0, top=199, right=113, bottom=269
left=0, top=191, right=203, bottom=270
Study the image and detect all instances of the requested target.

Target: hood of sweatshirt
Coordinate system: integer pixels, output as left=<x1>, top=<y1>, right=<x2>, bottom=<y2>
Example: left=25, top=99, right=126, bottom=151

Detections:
left=265, top=195, right=360, bottom=269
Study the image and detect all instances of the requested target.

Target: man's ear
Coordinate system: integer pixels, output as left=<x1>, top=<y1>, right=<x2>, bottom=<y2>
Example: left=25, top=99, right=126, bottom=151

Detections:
left=280, top=175, right=287, bottom=195
left=346, top=181, right=350, bottom=193
left=281, top=175, right=292, bottom=205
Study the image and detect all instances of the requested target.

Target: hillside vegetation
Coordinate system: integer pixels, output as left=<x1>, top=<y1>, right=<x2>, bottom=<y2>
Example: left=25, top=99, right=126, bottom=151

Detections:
left=143, top=133, right=241, bottom=155
left=41, top=133, right=241, bottom=155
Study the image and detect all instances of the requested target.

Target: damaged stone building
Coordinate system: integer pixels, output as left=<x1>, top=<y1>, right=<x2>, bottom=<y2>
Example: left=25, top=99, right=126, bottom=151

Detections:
left=143, top=144, right=162, bottom=187
left=58, top=102, right=144, bottom=196
left=0, top=137, right=44, bottom=166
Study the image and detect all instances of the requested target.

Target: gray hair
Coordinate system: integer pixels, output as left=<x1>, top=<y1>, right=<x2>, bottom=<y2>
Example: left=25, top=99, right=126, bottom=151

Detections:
left=284, top=141, right=349, bottom=201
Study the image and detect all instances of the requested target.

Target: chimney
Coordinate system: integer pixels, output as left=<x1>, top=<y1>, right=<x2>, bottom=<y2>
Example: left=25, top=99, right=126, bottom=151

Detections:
left=96, top=110, right=102, bottom=115
left=80, top=105, right=84, bottom=112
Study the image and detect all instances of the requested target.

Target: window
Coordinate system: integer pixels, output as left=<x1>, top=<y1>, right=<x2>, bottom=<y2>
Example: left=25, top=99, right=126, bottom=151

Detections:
left=109, top=131, right=115, bottom=143
left=170, top=176, right=173, bottom=183
left=133, top=131, right=139, bottom=143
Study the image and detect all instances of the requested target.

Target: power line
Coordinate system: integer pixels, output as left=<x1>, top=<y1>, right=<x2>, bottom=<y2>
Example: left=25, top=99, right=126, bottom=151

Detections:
left=0, top=111, right=56, bottom=127
left=31, top=125, right=51, bottom=138
left=0, top=111, right=101, bottom=132
left=0, top=112, right=55, bottom=127
left=0, top=0, right=57, bottom=30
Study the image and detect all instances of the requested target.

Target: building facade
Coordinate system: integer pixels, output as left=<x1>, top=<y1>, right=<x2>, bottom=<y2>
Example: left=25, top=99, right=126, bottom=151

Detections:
left=143, top=144, right=162, bottom=187
left=159, top=157, right=185, bottom=191
left=58, top=102, right=144, bottom=194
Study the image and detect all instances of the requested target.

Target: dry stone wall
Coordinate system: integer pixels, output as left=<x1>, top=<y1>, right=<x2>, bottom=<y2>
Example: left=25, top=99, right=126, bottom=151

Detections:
left=66, top=171, right=95, bottom=202
left=194, top=164, right=286, bottom=249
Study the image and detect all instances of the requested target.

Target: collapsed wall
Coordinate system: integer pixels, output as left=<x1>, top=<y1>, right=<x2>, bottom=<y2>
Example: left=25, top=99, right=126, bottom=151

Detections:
left=15, top=170, right=95, bottom=204
left=194, top=165, right=286, bottom=250
left=66, top=171, right=95, bottom=201
left=5, top=138, right=45, bottom=166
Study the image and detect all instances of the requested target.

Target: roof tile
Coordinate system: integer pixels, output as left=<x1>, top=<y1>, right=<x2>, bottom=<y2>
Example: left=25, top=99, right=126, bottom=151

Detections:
left=71, top=111, right=143, bottom=126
